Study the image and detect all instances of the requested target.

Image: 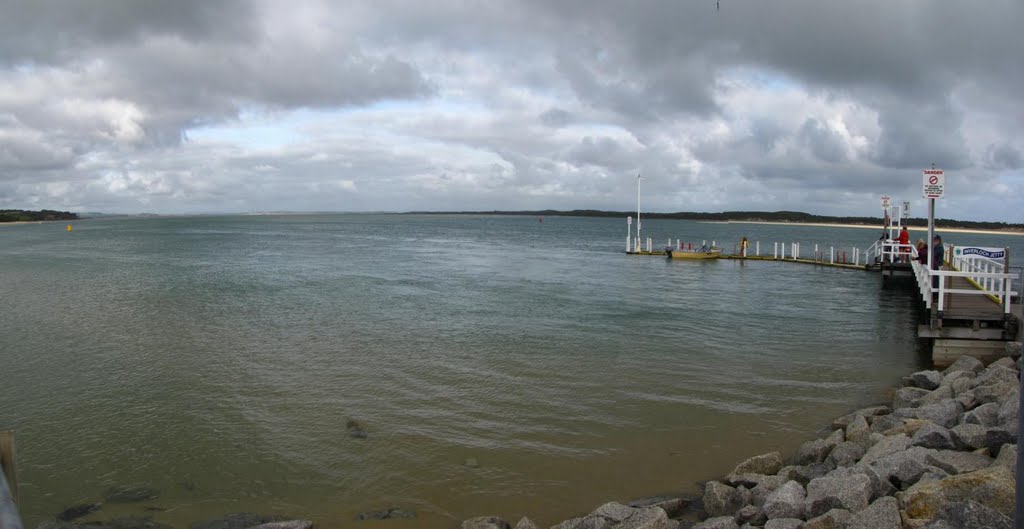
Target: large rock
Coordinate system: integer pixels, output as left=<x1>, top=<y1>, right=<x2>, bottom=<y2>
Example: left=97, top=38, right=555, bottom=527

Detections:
left=869, top=415, right=905, bottom=433
left=751, top=475, right=789, bottom=507
left=726, top=473, right=773, bottom=489
left=975, top=381, right=1017, bottom=405
left=692, top=517, right=738, bottom=529
left=247, top=522, right=312, bottom=529
left=950, top=422, right=989, bottom=450
left=777, top=463, right=833, bottom=487
left=804, top=473, right=872, bottom=518
left=864, top=446, right=938, bottom=490
left=845, top=415, right=871, bottom=447
left=703, top=482, right=749, bottom=517
left=922, top=500, right=1012, bottom=529
left=826, top=441, right=865, bottom=468
left=828, top=465, right=895, bottom=501
left=880, top=418, right=929, bottom=438
left=802, top=509, right=851, bottom=529
left=736, top=505, right=765, bottom=526
left=991, top=356, right=1019, bottom=371
left=943, top=356, right=985, bottom=375
left=794, top=439, right=832, bottom=465
left=844, top=496, right=900, bottom=529
left=993, top=443, right=1017, bottom=477
left=893, top=400, right=962, bottom=428
left=924, top=450, right=993, bottom=475
left=514, top=517, right=537, bottom=529
left=975, top=365, right=1018, bottom=387
left=461, top=516, right=511, bottom=529
left=859, top=433, right=911, bottom=465
left=893, top=387, right=930, bottom=409
left=910, top=423, right=956, bottom=450
left=616, top=508, right=671, bottom=529
left=763, top=481, right=805, bottom=520
left=832, top=406, right=889, bottom=430
left=355, top=508, right=416, bottom=520
left=899, top=465, right=1015, bottom=518
left=908, top=370, right=943, bottom=390
left=958, top=403, right=999, bottom=427
left=591, top=503, right=637, bottom=523
left=997, top=390, right=1019, bottom=425
left=550, top=517, right=609, bottom=529
left=627, top=497, right=688, bottom=518
left=729, top=452, right=783, bottom=478
left=190, top=513, right=276, bottom=529
left=763, top=519, right=802, bottom=529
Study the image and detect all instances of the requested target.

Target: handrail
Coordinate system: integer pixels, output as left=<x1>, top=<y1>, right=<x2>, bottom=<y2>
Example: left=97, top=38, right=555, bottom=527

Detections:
left=912, top=251, right=1018, bottom=314
left=0, top=432, right=20, bottom=529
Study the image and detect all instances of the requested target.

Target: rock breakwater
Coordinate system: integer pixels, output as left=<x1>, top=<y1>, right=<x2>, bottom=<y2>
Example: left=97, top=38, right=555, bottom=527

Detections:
left=462, top=353, right=1020, bottom=529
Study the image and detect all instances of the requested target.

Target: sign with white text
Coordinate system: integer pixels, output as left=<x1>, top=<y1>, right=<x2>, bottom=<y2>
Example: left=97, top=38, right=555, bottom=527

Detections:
left=954, top=246, right=1006, bottom=260
left=881, top=195, right=890, bottom=208
left=923, top=169, right=945, bottom=199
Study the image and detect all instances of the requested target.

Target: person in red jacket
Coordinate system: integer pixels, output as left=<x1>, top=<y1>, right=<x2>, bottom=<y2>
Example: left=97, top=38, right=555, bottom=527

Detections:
left=897, top=226, right=910, bottom=262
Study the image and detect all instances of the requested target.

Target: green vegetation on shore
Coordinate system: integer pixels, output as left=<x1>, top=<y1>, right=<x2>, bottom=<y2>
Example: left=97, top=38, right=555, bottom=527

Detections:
left=0, top=209, right=79, bottom=223
left=407, top=210, right=1023, bottom=231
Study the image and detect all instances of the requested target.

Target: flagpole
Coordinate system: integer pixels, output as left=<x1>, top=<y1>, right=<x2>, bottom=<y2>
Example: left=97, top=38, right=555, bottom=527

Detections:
left=636, top=172, right=641, bottom=251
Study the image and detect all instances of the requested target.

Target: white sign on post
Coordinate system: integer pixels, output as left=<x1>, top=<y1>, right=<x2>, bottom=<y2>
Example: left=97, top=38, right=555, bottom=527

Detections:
left=902, top=201, right=910, bottom=217
left=923, top=169, right=944, bottom=199
left=881, top=195, right=890, bottom=208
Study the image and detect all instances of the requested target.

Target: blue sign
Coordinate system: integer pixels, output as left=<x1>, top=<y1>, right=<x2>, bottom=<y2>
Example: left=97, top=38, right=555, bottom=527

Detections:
left=955, top=247, right=1006, bottom=259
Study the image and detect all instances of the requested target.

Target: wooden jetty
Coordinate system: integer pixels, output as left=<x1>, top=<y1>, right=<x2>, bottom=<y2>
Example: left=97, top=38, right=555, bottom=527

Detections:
left=627, top=235, right=1021, bottom=368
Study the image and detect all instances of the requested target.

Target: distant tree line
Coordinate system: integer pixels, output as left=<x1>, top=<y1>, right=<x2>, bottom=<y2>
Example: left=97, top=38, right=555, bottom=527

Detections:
left=407, top=209, right=1023, bottom=231
left=0, top=209, right=79, bottom=222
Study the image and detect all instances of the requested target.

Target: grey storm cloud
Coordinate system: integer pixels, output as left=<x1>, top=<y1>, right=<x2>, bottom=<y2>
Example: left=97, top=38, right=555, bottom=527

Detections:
left=0, top=0, right=1021, bottom=220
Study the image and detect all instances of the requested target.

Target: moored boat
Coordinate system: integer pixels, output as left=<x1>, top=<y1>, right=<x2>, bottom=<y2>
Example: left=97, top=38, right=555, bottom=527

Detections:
left=666, top=244, right=721, bottom=259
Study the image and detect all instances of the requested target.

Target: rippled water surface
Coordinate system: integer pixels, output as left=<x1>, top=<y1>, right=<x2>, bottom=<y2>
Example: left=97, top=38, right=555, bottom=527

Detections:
left=2, top=215, right=1020, bottom=528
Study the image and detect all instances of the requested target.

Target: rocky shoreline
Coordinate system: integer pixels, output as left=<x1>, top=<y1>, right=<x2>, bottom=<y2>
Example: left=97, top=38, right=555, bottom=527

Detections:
left=460, top=351, right=1021, bottom=529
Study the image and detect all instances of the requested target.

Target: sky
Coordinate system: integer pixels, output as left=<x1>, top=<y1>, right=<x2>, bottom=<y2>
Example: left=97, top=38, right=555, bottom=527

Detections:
left=0, top=0, right=1021, bottom=220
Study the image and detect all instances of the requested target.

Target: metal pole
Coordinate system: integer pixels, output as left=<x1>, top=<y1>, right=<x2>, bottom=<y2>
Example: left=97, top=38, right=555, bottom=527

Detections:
left=927, top=198, right=935, bottom=272
left=756, top=241, right=759, bottom=256
left=636, top=173, right=641, bottom=250
left=1016, top=358, right=1023, bottom=528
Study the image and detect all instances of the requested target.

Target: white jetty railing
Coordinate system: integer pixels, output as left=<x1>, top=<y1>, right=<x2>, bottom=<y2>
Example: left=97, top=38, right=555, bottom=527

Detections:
left=912, top=244, right=1017, bottom=314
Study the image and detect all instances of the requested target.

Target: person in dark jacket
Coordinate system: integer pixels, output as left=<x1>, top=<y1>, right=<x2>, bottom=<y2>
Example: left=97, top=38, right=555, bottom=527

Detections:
left=931, top=235, right=944, bottom=288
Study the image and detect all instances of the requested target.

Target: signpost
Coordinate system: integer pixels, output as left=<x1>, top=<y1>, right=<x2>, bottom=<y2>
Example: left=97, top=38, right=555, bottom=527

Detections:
left=923, top=169, right=945, bottom=199
left=923, top=169, right=944, bottom=272
left=902, top=201, right=910, bottom=219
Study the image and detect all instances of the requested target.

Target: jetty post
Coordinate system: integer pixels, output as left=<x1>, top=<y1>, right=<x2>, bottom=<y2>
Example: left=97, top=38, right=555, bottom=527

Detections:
left=0, top=430, right=20, bottom=529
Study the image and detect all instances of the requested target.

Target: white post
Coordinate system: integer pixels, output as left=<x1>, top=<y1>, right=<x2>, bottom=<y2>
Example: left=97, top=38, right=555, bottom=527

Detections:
left=781, top=243, right=786, bottom=260
left=712, top=240, right=716, bottom=248
left=627, top=217, right=632, bottom=252
left=646, top=237, right=651, bottom=253
left=636, top=173, right=641, bottom=252
left=774, top=242, right=778, bottom=259
left=703, top=240, right=707, bottom=246
left=756, top=241, right=760, bottom=256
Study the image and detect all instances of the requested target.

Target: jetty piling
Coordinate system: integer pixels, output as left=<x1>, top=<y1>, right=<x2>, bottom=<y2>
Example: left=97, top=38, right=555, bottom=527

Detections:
left=0, top=431, right=21, bottom=529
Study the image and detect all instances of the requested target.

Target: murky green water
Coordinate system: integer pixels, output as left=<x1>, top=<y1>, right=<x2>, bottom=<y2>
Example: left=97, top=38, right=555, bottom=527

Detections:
left=1, top=215, right=1019, bottom=528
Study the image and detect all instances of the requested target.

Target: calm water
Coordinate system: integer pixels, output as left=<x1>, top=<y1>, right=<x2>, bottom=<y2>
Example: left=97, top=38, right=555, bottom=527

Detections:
left=1, top=215, right=1020, bottom=528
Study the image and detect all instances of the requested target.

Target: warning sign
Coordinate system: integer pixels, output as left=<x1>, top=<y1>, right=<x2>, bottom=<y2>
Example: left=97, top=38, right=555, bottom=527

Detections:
left=922, top=169, right=944, bottom=199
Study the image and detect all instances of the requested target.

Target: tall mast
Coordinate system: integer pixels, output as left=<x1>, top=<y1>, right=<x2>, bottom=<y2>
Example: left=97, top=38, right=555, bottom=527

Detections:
left=636, top=172, right=641, bottom=249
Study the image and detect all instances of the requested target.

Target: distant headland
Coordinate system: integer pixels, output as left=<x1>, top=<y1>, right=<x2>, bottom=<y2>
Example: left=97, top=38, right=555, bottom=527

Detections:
left=405, top=209, right=1024, bottom=232
left=0, top=209, right=79, bottom=223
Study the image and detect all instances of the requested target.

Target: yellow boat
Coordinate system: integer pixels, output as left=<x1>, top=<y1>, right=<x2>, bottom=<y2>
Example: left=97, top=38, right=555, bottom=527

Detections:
left=666, top=245, right=721, bottom=259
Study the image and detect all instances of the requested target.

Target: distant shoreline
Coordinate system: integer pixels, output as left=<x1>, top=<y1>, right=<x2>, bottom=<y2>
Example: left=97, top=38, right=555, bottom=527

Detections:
left=718, top=220, right=1024, bottom=236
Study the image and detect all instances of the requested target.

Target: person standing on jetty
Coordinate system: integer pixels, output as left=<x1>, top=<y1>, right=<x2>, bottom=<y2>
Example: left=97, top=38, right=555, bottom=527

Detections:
left=898, top=226, right=910, bottom=262
left=931, top=235, right=944, bottom=288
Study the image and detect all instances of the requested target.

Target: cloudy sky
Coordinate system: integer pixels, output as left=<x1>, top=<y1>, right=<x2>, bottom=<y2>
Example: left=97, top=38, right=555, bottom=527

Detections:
left=0, top=0, right=1021, bottom=220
